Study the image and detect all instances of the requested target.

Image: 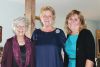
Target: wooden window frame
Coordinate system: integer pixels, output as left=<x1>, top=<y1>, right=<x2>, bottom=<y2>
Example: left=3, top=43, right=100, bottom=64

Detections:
left=0, top=26, right=2, bottom=43
left=96, top=30, right=100, bottom=58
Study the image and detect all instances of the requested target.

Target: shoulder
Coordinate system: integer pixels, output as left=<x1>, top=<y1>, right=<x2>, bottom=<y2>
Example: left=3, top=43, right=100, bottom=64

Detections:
left=34, top=28, right=40, bottom=32
left=25, top=36, right=31, bottom=41
left=55, top=28, right=65, bottom=34
left=79, top=29, right=92, bottom=36
left=32, top=28, right=41, bottom=34
left=55, top=28, right=67, bottom=44
left=55, top=28, right=66, bottom=38
left=4, top=37, right=13, bottom=49
left=31, top=28, right=41, bottom=37
left=78, top=29, right=94, bottom=41
left=6, top=37, right=13, bottom=43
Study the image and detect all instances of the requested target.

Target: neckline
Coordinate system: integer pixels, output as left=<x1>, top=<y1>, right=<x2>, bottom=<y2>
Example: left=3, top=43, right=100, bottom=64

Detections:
left=19, top=44, right=25, bottom=47
left=70, top=34, right=78, bottom=36
left=40, top=28, right=57, bottom=33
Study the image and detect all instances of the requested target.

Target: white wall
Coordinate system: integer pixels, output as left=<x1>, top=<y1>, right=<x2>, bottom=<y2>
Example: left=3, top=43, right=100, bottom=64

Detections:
left=0, top=0, right=24, bottom=47
left=35, top=11, right=99, bottom=40
left=86, top=20, right=97, bottom=40
left=35, top=0, right=100, bottom=40
left=0, top=0, right=100, bottom=47
left=96, top=22, right=100, bottom=29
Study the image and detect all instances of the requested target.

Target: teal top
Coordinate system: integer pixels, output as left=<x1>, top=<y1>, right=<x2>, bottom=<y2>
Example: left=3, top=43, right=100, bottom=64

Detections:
left=65, top=34, right=78, bottom=67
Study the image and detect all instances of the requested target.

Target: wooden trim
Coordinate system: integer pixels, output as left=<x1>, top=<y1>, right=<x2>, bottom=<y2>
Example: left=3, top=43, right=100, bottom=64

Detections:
left=25, top=0, right=35, bottom=38
left=0, top=26, right=2, bottom=43
left=96, top=30, right=100, bottom=58
left=35, top=16, right=40, bottom=21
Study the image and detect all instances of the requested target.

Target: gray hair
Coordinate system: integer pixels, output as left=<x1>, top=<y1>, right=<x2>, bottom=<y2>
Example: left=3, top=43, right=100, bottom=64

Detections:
left=12, top=17, right=29, bottom=31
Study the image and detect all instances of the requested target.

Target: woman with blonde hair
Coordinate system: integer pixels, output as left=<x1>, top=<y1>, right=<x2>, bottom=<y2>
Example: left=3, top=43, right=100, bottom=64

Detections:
left=31, top=6, right=66, bottom=67
left=64, top=10, right=95, bottom=67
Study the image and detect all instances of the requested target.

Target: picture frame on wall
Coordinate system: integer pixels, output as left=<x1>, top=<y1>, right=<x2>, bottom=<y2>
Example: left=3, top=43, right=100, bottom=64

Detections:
left=0, top=26, right=2, bottom=43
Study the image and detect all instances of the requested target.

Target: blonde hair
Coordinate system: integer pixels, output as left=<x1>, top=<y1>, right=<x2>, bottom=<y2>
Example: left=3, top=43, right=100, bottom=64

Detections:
left=12, top=17, right=29, bottom=31
left=65, top=10, right=87, bottom=34
left=40, top=6, right=56, bottom=20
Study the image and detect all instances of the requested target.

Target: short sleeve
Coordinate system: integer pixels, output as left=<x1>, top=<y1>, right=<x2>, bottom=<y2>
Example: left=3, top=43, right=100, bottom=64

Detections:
left=31, top=29, right=38, bottom=41
left=56, top=28, right=67, bottom=45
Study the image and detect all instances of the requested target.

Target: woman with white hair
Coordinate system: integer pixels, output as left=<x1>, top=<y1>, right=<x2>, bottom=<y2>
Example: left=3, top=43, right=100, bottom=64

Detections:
left=1, top=17, right=35, bottom=67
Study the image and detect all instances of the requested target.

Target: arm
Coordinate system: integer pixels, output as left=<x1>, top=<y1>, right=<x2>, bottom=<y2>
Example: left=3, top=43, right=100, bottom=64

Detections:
left=85, top=30, right=95, bottom=67
left=1, top=39, right=9, bottom=67
left=31, top=29, right=38, bottom=41
left=85, top=59, right=94, bottom=67
left=58, top=29, right=67, bottom=61
left=63, top=50, right=68, bottom=67
left=61, top=49, right=64, bottom=61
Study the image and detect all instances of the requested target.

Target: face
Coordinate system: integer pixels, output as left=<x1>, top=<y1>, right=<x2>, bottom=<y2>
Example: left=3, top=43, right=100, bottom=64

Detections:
left=40, top=10, right=54, bottom=27
left=67, top=14, right=80, bottom=32
left=14, top=22, right=26, bottom=37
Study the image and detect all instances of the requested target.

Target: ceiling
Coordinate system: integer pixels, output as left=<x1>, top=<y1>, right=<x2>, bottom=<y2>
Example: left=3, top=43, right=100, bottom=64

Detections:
left=36, top=0, right=100, bottom=22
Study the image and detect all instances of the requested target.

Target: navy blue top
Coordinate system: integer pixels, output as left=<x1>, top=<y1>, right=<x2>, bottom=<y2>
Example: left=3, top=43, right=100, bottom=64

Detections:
left=31, top=28, right=66, bottom=67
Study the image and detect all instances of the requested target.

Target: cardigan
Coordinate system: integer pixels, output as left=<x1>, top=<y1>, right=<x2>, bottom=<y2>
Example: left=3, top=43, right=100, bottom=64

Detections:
left=64, top=29, right=95, bottom=67
left=1, top=36, right=35, bottom=67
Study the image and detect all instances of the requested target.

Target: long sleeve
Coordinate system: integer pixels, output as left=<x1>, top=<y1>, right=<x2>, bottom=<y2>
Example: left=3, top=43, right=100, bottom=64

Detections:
left=85, top=30, right=95, bottom=64
left=1, top=38, right=13, bottom=67
left=1, top=39, right=9, bottom=67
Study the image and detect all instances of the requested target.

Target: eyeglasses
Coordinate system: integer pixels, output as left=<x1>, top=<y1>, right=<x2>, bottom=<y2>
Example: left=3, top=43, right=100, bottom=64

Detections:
left=16, top=25, right=26, bottom=28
